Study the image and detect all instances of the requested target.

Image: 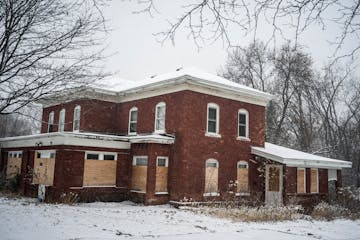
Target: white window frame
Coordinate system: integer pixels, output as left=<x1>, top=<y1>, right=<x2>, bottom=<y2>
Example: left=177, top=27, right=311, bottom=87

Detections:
left=48, top=111, right=54, bottom=133
left=37, top=150, right=56, bottom=159
left=204, top=158, right=220, bottom=196
left=311, top=168, right=319, bottom=193
left=58, top=109, right=66, bottom=132
left=128, top=107, right=138, bottom=135
left=237, top=160, right=249, bottom=169
left=73, top=105, right=81, bottom=132
left=8, top=151, right=23, bottom=158
left=154, top=102, right=166, bottom=133
left=206, top=103, right=221, bottom=138
left=156, top=156, right=169, bottom=167
left=328, top=169, right=338, bottom=181
left=85, top=151, right=117, bottom=161
left=237, top=109, right=250, bottom=141
left=132, top=156, right=148, bottom=166
left=297, top=167, right=306, bottom=194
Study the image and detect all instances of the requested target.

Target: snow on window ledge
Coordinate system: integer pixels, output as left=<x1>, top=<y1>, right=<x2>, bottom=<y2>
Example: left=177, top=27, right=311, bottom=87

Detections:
left=130, top=190, right=146, bottom=194
left=203, top=192, right=220, bottom=197
left=236, top=137, right=251, bottom=142
left=155, top=192, right=169, bottom=195
left=205, top=133, right=222, bottom=138
left=235, top=192, right=250, bottom=196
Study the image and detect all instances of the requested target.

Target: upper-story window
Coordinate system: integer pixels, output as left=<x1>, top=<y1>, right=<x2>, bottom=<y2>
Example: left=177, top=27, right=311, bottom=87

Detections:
left=73, top=105, right=81, bottom=131
left=48, top=111, right=54, bottom=133
left=58, top=109, right=65, bottom=132
left=155, top=102, right=166, bottom=133
left=238, top=109, right=249, bottom=139
left=206, top=103, right=220, bottom=136
left=128, top=107, right=138, bottom=135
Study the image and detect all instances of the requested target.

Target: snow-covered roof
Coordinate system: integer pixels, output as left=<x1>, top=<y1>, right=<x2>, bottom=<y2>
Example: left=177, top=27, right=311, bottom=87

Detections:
left=251, top=142, right=352, bottom=169
left=40, top=67, right=273, bottom=107
left=0, top=132, right=175, bottom=149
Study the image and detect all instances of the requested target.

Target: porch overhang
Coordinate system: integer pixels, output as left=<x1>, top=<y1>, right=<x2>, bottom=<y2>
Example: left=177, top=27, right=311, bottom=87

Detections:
left=251, top=142, right=352, bottom=169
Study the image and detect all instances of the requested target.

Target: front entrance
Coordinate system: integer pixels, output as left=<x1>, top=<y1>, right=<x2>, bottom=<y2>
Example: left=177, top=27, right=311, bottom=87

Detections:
left=265, top=164, right=283, bottom=206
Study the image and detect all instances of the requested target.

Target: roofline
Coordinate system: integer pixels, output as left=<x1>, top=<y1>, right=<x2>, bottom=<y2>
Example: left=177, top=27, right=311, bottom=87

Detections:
left=251, top=146, right=352, bottom=169
left=0, top=132, right=175, bottom=149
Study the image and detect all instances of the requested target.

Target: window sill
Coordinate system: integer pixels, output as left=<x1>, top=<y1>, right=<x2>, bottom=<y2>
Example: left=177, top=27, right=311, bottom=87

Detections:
left=130, top=190, right=146, bottom=194
left=237, top=137, right=250, bottom=142
left=205, top=133, right=221, bottom=138
left=203, top=192, right=220, bottom=197
left=154, top=130, right=166, bottom=134
left=235, top=192, right=250, bottom=196
left=128, top=132, right=137, bottom=136
left=155, top=192, right=169, bottom=195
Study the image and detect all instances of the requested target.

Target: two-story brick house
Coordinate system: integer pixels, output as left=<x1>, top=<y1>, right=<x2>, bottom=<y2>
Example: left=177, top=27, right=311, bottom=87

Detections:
left=0, top=68, right=351, bottom=206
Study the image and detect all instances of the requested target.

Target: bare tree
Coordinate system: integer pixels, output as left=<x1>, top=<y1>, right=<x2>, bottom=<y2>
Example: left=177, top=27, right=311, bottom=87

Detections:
left=132, top=0, right=360, bottom=60
left=0, top=0, right=108, bottom=115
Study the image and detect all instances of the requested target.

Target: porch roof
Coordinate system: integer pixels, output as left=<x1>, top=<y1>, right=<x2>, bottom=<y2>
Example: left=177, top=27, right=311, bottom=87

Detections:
left=251, top=142, right=352, bottom=169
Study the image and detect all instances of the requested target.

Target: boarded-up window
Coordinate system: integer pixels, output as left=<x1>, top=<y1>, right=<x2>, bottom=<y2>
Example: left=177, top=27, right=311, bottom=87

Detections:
left=204, top=159, right=218, bottom=193
left=155, top=157, right=168, bottom=193
left=83, top=152, right=117, bottom=186
left=311, top=168, right=318, bottom=193
left=237, top=161, right=249, bottom=193
left=6, top=151, right=22, bottom=179
left=268, top=166, right=280, bottom=192
left=131, top=156, right=148, bottom=192
left=33, top=151, right=56, bottom=186
left=297, top=168, right=306, bottom=193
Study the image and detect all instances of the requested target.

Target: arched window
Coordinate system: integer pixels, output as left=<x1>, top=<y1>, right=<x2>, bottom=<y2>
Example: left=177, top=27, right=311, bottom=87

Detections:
left=204, top=159, right=219, bottom=195
left=58, top=109, right=66, bottom=132
left=238, top=109, right=249, bottom=139
left=206, top=103, right=220, bottom=136
left=128, top=107, right=138, bottom=135
left=237, top=160, right=249, bottom=195
left=155, top=102, right=166, bottom=133
left=73, top=105, right=81, bottom=131
left=48, top=111, right=54, bottom=133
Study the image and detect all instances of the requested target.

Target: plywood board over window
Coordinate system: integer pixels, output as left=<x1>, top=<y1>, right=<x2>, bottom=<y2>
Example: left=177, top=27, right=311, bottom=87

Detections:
left=131, top=156, right=148, bottom=192
left=32, top=151, right=56, bottom=186
left=204, top=159, right=219, bottom=194
left=155, top=157, right=168, bottom=193
left=6, top=151, right=22, bottom=179
left=237, top=161, right=249, bottom=193
left=311, top=168, right=319, bottom=193
left=297, top=168, right=306, bottom=193
left=83, top=152, right=117, bottom=186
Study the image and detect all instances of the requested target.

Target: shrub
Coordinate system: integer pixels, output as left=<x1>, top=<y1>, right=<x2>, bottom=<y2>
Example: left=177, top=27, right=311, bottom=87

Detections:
left=311, top=202, right=351, bottom=220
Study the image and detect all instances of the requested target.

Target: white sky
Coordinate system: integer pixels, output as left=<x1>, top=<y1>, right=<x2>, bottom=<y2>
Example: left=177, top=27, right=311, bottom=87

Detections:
left=101, top=1, right=359, bottom=82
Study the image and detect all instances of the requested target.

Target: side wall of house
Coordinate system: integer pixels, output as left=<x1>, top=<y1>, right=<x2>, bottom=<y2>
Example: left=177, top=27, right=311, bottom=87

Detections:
left=41, top=99, right=117, bottom=134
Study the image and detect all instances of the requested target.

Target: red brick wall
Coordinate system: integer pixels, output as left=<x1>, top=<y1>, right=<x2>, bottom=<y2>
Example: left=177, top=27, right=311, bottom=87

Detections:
left=116, top=90, right=266, bottom=201
left=41, top=99, right=117, bottom=134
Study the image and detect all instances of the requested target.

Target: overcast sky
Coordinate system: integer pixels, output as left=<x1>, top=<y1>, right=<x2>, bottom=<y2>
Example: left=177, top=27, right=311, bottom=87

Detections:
left=101, top=1, right=358, bottom=82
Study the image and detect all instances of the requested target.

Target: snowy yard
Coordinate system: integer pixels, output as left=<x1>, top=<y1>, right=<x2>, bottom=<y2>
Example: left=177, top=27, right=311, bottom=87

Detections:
left=0, top=197, right=359, bottom=240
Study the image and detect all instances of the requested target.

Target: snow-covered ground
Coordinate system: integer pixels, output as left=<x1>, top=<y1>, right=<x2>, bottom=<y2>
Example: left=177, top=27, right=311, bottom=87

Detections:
left=0, top=197, right=359, bottom=240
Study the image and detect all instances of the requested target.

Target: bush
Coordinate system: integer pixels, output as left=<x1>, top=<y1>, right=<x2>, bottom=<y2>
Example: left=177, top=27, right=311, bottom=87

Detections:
left=0, top=170, right=21, bottom=192
left=311, top=202, right=351, bottom=220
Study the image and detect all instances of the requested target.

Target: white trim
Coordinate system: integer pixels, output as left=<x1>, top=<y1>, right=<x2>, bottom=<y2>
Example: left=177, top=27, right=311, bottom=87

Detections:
left=132, top=156, right=148, bottom=166
left=85, top=151, right=117, bottom=161
left=206, top=103, right=220, bottom=135
left=82, top=185, right=116, bottom=188
left=36, top=150, right=56, bottom=159
left=0, top=132, right=130, bottom=149
left=328, top=169, right=338, bottom=181
left=155, top=192, right=169, bottom=195
left=8, top=151, right=23, bottom=158
left=311, top=168, right=319, bottom=193
left=205, top=158, right=219, bottom=168
left=237, top=160, right=249, bottom=168
left=156, top=156, right=169, bottom=167
left=238, top=109, right=249, bottom=139
left=203, top=192, right=220, bottom=197
left=58, top=109, right=66, bottom=132
left=251, top=142, right=352, bottom=169
left=73, top=105, right=81, bottom=131
left=48, top=111, right=54, bottom=133
left=235, top=192, right=250, bottom=196
left=297, top=167, right=306, bottom=194
left=128, top=107, right=138, bottom=135
left=154, top=102, right=166, bottom=133
left=128, top=134, right=174, bottom=144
